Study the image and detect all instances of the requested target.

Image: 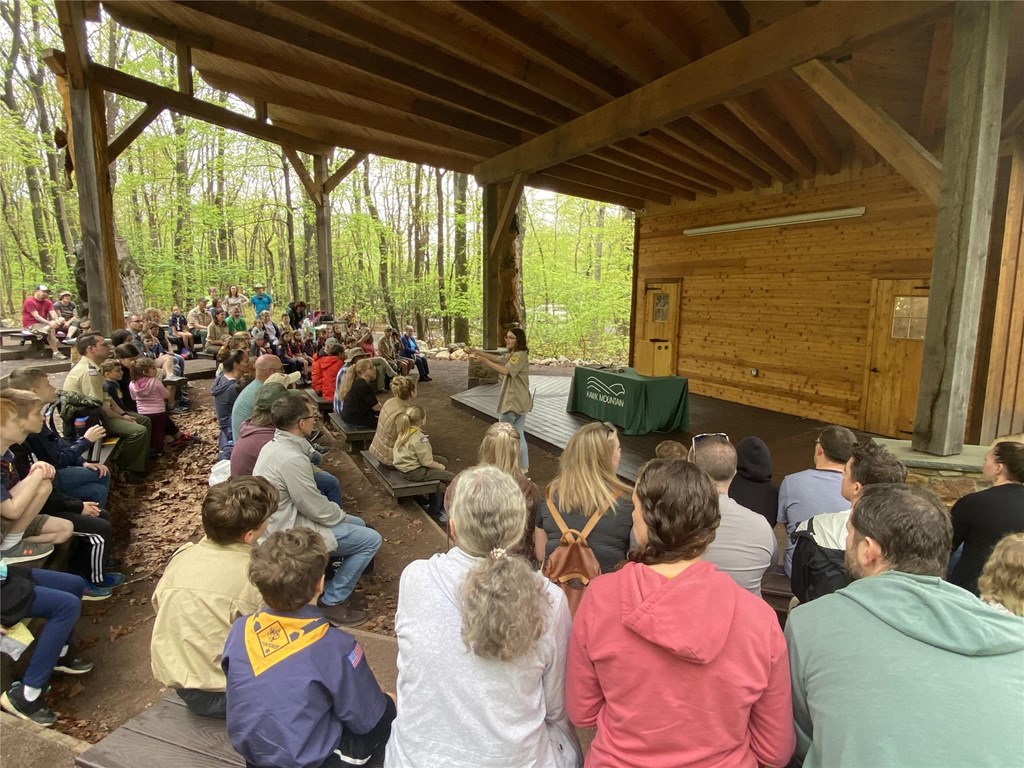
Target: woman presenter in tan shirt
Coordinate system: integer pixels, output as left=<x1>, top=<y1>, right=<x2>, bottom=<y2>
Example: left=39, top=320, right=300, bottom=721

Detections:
left=468, top=328, right=533, bottom=473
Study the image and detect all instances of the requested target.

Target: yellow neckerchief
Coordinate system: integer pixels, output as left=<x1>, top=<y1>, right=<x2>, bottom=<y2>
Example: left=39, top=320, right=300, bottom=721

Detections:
left=244, top=610, right=330, bottom=677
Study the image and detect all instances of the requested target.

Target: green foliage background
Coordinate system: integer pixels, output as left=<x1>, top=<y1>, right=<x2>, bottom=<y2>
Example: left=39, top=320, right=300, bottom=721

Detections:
left=0, top=2, right=634, bottom=360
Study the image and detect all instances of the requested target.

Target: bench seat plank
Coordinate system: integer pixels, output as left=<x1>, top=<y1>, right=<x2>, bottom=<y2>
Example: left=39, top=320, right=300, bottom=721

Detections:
left=327, top=412, right=376, bottom=453
left=359, top=450, right=440, bottom=499
left=76, top=697, right=243, bottom=768
left=303, top=388, right=333, bottom=414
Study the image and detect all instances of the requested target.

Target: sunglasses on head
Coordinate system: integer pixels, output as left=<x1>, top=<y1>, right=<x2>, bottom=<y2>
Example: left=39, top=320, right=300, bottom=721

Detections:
left=691, top=432, right=729, bottom=445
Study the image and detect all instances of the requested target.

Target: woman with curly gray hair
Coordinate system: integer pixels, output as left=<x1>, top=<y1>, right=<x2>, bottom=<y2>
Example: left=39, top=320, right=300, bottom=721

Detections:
left=385, top=465, right=581, bottom=768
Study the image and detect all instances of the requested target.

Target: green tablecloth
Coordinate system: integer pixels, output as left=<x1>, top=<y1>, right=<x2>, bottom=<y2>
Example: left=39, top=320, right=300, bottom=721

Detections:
left=567, top=366, right=689, bottom=435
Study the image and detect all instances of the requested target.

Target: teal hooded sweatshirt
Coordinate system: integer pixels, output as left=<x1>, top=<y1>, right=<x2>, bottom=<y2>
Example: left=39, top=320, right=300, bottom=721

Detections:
left=785, top=571, right=1024, bottom=768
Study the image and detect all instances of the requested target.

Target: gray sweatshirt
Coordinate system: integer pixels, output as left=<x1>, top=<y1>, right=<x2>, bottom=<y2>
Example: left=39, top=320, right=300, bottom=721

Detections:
left=385, top=548, right=581, bottom=768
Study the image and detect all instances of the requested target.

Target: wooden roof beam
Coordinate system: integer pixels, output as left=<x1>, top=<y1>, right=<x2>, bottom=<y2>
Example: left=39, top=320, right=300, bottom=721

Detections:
left=795, top=60, right=942, bottom=204
left=660, top=123, right=773, bottom=187
left=589, top=149, right=718, bottom=196
left=568, top=155, right=706, bottom=199
left=475, top=0, right=947, bottom=183
left=101, top=4, right=525, bottom=145
left=610, top=141, right=735, bottom=193
left=545, top=163, right=673, bottom=205
left=53, top=1, right=89, bottom=89
left=46, top=50, right=334, bottom=155
left=175, top=40, right=193, bottom=97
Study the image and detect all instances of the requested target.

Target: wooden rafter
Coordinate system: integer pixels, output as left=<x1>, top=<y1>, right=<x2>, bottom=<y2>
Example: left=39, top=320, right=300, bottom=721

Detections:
left=475, top=1, right=946, bottom=183
left=175, top=39, right=192, bottom=97
left=176, top=1, right=553, bottom=135
left=199, top=71, right=506, bottom=158
left=690, top=105, right=794, bottom=181
left=544, top=163, right=668, bottom=205
left=661, top=123, right=772, bottom=186
left=795, top=60, right=942, bottom=204
left=102, top=4, right=525, bottom=146
left=528, top=173, right=644, bottom=211
left=108, top=102, right=163, bottom=161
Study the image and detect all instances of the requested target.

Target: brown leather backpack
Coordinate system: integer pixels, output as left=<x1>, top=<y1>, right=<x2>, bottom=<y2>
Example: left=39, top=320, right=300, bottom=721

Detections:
left=542, top=494, right=602, bottom=617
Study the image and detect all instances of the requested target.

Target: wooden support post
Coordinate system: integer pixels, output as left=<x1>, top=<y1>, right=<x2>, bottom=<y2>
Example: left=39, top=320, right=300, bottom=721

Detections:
left=980, top=137, right=1024, bottom=440
left=175, top=40, right=193, bottom=97
left=313, top=154, right=334, bottom=316
left=56, top=1, right=122, bottom=335
left=913, top=1, right=1010, bottom=456
left=481, top=183, right=500, bottom=348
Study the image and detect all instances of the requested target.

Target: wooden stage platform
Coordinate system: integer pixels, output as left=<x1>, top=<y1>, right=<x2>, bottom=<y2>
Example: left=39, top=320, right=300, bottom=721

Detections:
left=452, top=373, right=841, bottom=482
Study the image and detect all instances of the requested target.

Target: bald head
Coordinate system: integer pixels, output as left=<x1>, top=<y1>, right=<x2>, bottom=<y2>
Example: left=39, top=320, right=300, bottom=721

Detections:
left=254, top=354, right=284, bottom=381
left=690, top=437, right=737, bottom=489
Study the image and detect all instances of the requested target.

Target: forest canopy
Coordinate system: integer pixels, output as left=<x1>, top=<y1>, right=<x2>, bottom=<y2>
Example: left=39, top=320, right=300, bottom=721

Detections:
left=0, top=0, right=635, bottom=358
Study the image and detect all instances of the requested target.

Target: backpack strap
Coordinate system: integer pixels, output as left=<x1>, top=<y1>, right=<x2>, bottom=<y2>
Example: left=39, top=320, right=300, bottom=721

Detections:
left=546, top=492, right=603, bottom=543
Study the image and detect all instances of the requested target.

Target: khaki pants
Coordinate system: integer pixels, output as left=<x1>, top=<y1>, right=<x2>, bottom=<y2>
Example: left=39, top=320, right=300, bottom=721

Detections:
left=107, top=412, right=151, bottom=473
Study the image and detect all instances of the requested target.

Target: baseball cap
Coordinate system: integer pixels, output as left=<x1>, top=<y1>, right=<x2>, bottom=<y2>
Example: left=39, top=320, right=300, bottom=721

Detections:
left=345, top=348, right=367, bottom=362
left=253, top=382, right=288, bottom=412
left=36, top=284, right=51, bottom=293
left=265, top=371, right=301, bottom=388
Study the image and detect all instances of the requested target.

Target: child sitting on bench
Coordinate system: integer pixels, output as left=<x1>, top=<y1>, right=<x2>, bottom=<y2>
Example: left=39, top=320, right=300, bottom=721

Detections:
left=393, top=405, right=453, bottom=520
left=223, top=528, right=396, bottom=768
left=151, top=476, right=275, bottom=718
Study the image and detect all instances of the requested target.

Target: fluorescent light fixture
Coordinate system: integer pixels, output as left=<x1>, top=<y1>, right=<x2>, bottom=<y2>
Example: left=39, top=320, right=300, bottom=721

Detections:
left=683, top=206, right=866, bottom=236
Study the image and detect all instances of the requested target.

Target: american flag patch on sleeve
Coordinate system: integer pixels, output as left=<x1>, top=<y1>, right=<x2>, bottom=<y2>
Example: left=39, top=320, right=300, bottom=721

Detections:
left=346, top=643, right=364, bottom=668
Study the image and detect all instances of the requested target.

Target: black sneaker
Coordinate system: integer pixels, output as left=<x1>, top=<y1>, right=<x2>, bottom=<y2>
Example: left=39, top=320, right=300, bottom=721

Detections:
left=1, top=682, right=57, bottom=726
left=53, top=657, right=93, bottom=675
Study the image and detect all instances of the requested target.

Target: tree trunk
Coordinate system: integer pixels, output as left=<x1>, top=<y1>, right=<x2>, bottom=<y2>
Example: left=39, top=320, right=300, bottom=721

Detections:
left=282, top=149, right=299, bottom=300
left=435, top=168, right=450, bottom=344
left=302, top=202, right=314, bottom=302
left=452, top=171, right=469, bottom=344
left=412, top=164, right=426, bottom=338
left=362, top=159, right=398, bottom=329
left=216, top=123, right=228, bottom=264
left=594, top=205, right=604, bottom=281
left=171, top=112, right=189, bottom=304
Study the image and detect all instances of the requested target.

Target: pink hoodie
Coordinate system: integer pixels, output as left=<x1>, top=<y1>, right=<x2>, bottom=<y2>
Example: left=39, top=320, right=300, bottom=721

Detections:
left=566, top=560, right=794, bottom=768
left=128, top=376, right=168, bottom=416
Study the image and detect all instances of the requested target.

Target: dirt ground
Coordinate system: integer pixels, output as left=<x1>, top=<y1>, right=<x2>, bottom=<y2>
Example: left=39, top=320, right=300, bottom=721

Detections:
left=34, top=359, right=564, bottom=744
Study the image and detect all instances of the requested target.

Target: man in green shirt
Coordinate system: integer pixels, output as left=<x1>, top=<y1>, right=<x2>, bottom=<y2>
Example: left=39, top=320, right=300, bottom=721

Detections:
left=226, top=305, right=247, bottom=335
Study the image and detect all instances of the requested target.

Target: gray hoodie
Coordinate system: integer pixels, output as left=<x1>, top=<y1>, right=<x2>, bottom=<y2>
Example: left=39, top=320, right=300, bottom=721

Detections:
left=385, top=548, right=581, bottom=767
left=786, top=571, right=1024, bottom=768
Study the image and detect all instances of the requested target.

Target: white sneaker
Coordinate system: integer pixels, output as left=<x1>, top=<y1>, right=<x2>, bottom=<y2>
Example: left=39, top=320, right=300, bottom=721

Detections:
left=52, top=351, right=67, bottom=360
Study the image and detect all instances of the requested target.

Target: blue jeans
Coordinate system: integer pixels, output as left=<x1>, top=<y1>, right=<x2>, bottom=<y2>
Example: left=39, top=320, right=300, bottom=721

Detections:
left=55, top=465, right=110, bottom=507
left=323, top=515, right=381, bottom=605
left=23, top=569, right=86, bottom=689
left=315, top=471, right=342, bottom=506
left=499, top=411, right=529, bottom=471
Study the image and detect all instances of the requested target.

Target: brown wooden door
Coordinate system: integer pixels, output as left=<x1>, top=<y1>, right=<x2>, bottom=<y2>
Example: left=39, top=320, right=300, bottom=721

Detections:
left=642, top=280, right=680, bottom=341
left=862, top=279, right=929, bottom=437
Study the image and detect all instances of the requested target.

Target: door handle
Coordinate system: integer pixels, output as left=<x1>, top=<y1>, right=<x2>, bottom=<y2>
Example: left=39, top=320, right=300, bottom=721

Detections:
left=870, top=367, right=880, bottom=373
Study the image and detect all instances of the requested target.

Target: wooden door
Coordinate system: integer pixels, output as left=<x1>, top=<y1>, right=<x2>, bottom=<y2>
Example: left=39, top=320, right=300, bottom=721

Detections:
left=642, top=280, right=680, bottom=341
left=862, top=279, right=929, bottom=437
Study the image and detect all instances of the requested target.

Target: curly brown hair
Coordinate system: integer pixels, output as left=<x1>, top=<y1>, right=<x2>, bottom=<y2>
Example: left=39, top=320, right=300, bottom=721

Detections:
left=628, top=458, right=720, bottom=566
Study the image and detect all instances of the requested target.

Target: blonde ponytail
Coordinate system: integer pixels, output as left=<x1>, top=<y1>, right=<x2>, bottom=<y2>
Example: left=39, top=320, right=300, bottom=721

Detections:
left=394, top=405, right=425, bottom=450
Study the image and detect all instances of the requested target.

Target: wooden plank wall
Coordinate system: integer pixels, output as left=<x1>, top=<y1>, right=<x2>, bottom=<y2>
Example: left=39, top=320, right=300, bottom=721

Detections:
left=636, top=168, right=935, bottom=427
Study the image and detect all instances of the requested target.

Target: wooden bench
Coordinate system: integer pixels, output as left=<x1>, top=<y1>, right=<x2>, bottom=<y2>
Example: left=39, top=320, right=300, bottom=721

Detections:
left=303, top=387, right=333, bottom=414
left=761, top=571, right=795, bottom=625
left=0, top=330, right=48, bottom=359
left=360, top=450, right=441, bottom=499
left=327, top=412, right=376, bottom=453
left=0, top=326, right=24, bottom=345
left=75, top=692, right=386, bottom=768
